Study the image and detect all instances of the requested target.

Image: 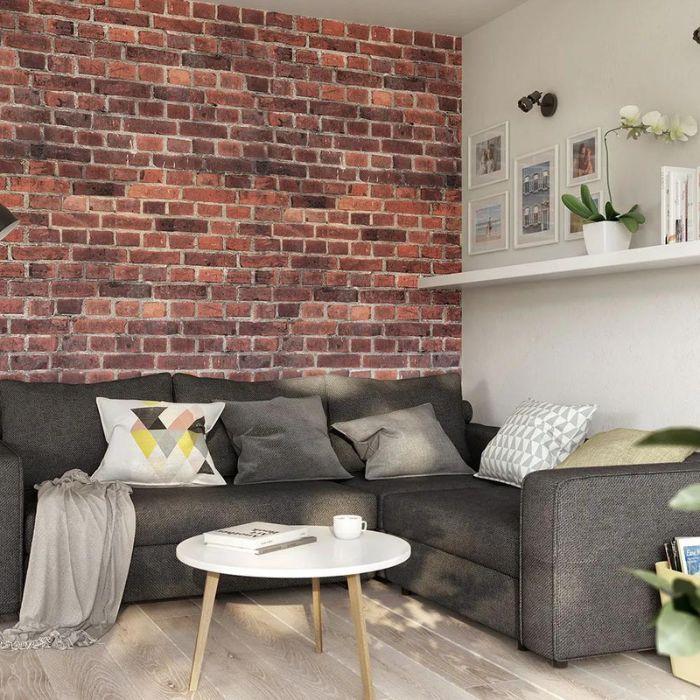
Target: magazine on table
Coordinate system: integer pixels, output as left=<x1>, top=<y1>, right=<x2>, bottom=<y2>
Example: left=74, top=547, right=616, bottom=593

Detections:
left=204, top=521, right=309, bottom=550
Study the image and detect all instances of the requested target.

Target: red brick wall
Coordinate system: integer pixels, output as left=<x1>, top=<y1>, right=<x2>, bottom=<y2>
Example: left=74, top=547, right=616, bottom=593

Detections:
left=0, top=0, right=462, bottom=382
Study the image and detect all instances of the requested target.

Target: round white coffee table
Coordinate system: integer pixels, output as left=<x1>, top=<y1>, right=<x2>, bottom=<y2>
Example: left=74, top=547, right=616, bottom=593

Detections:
left=176, top=526, right=410, bottom=700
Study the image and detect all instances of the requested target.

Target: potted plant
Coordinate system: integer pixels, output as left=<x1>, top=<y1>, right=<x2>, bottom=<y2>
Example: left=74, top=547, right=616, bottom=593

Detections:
left=562, top=106, right=697, bottom=255
left=630, top=428, right=700, bottom=685
left=562, top=184, right=644, bottom=254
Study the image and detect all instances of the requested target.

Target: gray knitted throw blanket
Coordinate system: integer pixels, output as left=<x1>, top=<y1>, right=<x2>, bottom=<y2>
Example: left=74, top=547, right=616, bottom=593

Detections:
left=0, top=470, right=135, bottom=650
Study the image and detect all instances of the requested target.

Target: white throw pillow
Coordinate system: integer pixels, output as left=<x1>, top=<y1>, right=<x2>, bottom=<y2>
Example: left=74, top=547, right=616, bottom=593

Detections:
left=93, top=398, right=226, bottom=486
left=476, top=399, right=597, bottom=487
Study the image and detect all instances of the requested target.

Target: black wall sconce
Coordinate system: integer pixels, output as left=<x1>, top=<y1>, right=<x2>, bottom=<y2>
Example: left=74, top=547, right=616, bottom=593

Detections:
left=517, top=90, right=558, bottom=117
left=694, top=27, right=700, bottom=44
left=0, top=204, right=18, bottom=241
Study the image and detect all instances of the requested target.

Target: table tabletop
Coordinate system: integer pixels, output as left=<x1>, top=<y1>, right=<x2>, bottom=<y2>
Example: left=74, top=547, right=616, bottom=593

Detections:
left=176, top=526, right=411, bottom=579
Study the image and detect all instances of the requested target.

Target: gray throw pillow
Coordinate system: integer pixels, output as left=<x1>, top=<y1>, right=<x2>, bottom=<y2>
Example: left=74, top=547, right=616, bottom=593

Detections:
left=332, top=403, right=472, bottom=480
left=221, top=396, right=352, bottom=485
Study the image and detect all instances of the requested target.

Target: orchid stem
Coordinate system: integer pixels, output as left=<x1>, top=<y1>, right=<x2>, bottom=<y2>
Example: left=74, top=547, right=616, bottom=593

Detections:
left=603, top=127, right=623, bottom=204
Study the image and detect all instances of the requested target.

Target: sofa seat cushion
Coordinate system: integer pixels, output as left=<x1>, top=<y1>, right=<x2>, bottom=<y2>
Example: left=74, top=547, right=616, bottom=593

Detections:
left=0, top=374, right=174, bottom=488
left=344, top=475, right=476, bottom=528
left=382, top=478, right=521, bottom=577
left=326, top=373, right=469, bottom=473
left=172, top=374, right=328, bottom=479
left=24, top=481, right=377, bottom=552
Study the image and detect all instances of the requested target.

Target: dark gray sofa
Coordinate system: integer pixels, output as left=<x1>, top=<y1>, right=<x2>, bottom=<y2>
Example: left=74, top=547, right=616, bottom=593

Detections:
left=1, top=372, right=698, bottom=667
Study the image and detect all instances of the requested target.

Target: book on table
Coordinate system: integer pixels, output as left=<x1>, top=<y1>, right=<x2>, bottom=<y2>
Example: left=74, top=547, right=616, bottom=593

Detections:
left=203, top=521, right=310, bottom=550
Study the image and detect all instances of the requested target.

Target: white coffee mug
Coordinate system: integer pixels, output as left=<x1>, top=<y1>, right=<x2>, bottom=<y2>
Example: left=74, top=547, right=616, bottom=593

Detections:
left=332, top=514, right=368, bottom=540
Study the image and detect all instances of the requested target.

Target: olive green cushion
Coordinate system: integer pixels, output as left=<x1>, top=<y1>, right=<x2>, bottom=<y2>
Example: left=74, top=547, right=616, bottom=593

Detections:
left=557, top=428, right=695, bottom=468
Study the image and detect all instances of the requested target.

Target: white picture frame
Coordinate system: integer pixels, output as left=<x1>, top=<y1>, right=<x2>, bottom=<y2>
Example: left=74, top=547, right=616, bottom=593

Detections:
left=468, top=121, right=509, bottom=190
left=563, top=189, right=603, bottom=241
left=566, top=127, right=601, bottom=187
left=468, top=191, right=509, bottom=255
left=514, top=145, right=559, bottom=249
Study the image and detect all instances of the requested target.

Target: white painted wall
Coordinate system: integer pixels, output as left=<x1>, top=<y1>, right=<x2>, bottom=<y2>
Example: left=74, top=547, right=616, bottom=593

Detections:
left=461, top=0, right=700, bottom=429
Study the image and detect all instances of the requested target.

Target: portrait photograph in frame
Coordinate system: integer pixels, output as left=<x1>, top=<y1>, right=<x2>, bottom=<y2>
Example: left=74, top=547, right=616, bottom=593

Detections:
left=468, top=121, right=509, bottom=190
left=566, top=127, right=601, bottom=187
left=468, top=191, right=509, bottom=255
left=563, top=189, right=603, bottom=240
left=514, top=145, right=559, bottom=249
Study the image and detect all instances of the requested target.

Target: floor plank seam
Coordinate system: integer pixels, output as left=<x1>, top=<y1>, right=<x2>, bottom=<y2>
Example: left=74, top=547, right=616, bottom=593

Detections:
left=362, top=588, right=566, bottom=700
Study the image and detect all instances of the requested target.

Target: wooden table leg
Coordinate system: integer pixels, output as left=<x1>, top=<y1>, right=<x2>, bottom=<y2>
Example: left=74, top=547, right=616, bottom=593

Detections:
left=311, top=577, right=323, bottom=653
left=189, top=570, right=220, bottom=692
left=347, top=574, right=374, bottom=700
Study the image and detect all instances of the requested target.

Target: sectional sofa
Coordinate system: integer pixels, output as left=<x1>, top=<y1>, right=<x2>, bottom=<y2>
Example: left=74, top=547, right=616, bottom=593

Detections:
left=1, top=371, right=699, bottom=666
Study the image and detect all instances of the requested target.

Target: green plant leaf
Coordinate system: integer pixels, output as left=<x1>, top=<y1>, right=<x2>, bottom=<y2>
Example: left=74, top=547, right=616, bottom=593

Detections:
left=638, top=428, right=700, bottom=449
left=589, top=213, right=606, bottom=222
left=605, top=201, right=620, bottom=221
left=624, top=204, right=646, bottom=224
left=655, top=603, right=700, bottom=657
left=673, top=579, right=700, bottom=598
left=580, top=185, right=599, bottom=215
left=561, top=194, right=593, bottom=220
left=618, top=215, right=640, bottom=233
left=630, top=569, right=674, bottom=595
left=669, top=484, right=700, bottom=511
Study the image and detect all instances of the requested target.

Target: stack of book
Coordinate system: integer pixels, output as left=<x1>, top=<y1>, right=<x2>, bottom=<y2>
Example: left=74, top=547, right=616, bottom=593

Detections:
left=663, top=536, right=700, bottom=575
left=203, top=521, right=317, bottom=556
left=661, top=166, right=700, bottom=244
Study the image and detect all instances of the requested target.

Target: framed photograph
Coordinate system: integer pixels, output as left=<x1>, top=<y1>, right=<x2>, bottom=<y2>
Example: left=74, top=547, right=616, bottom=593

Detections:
left=563, top=189, right=603, bottom=241
left=468, top=191, right=509, bottom=255
left=514, top=145, right=559, bottom=249
left=676, top=536, right=700, bottom=575
left=468, top=121, right=509, bottom=190
left=566, top=127, right=601, bottom=187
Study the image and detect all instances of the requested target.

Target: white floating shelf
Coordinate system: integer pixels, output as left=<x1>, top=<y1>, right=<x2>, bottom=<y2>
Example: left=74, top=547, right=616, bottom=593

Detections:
left=418, top=241, right=700, bottom=290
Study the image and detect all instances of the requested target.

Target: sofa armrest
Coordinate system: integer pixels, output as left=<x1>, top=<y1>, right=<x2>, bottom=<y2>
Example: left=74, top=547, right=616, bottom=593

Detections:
left=0, top=439, right=23, bottom=614
left=520, top=463, right=700, bottom=662
left=465, top=422, right=499, bottom=470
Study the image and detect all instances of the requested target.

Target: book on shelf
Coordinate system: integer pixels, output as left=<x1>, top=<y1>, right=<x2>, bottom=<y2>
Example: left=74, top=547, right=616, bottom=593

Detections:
left=661, top=165, right=699, bottom=244
left=203, top=521, right=309, bottom=550
left=662, top=536, right=700, bottom=576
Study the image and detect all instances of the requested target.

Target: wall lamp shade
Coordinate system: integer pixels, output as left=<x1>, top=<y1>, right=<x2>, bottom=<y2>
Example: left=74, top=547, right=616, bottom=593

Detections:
left=517, top=91, right=558, bottom=117
left=0, top=204, right=18, bottom=241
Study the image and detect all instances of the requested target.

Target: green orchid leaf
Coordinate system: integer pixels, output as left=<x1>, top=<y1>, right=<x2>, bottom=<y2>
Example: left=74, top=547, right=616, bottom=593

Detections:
left=581, top=185, right=599, bottom=215
left=669, top=484, right=700, bottom=511
left=624, top=205, right=646, bottom=223
left=561, top=194, right=593, bottom=220
left=638, top=428, right=700, bottom=449
left=589, top=213, right=606, bottom=222
left=655, top=603, right=700, bottom=657
left=630, top=569, right=674, bottom=595
left=605, top=201, right=620, bottom=220
left=618, top=215, right=640, bottom=233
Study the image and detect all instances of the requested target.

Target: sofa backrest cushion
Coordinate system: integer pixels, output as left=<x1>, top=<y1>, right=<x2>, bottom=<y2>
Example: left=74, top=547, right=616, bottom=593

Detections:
left=326, top=373, right=469, bottom=472
left=0, top=373, right=174, bottom=487
left=172, top=374, right=329, bottom=478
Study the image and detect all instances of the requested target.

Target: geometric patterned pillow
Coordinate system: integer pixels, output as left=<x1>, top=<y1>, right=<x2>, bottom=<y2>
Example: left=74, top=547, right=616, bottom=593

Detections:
left=92, top=398, right=226, bottom=487
left=475, top=398, right=597, bottom=488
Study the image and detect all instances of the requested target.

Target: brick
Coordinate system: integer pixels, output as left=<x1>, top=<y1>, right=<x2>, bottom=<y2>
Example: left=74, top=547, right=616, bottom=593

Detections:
left=2, top=0, right=461, bottom=381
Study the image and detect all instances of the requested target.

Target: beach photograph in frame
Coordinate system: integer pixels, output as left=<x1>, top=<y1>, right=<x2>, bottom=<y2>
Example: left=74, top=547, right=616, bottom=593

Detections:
left=566, top=127, right=601, bottom=187
left=468, top=191, right=509, bottom=255
left=468, top=121, right=509, bottom=190
left=514, top=145, right=559, bottom=249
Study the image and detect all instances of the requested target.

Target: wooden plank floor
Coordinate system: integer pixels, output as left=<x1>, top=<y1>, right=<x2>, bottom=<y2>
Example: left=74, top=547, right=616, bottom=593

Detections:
left=2, top=580, right=700, bottom=700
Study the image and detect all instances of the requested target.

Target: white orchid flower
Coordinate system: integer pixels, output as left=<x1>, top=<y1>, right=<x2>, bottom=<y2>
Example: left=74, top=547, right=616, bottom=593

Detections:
left=667, top=115, right=698, bottom=142
left=619, top=105, right=642, bottom=127
left=642, top=110, right=669, bottom=136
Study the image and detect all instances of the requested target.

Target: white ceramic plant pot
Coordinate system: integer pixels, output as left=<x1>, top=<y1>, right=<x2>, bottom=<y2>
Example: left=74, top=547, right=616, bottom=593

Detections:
left=582, top=221, right=632, bottom=255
